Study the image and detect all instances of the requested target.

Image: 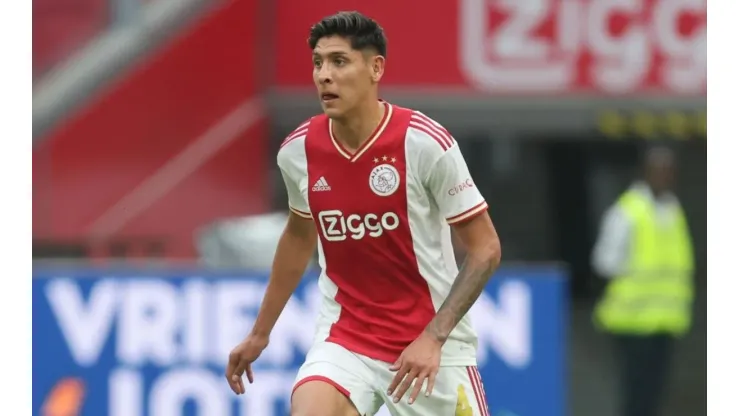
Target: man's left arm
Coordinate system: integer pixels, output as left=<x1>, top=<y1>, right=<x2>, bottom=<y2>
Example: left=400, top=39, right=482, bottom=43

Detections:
left=426, top=214, right=501, bottom=342
left=387, top=142, right=501, bottom=405
left=423, top=145, right=502, bottom=343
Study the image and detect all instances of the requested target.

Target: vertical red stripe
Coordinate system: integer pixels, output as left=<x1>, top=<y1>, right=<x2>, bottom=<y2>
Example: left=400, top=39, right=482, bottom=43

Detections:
left=467, top=366, right=488, bottom=415
left=474, top=367, right=491, bottom=415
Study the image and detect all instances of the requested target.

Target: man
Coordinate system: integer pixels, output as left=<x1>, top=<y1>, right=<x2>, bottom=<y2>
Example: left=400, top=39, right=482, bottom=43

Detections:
left=592, top=146, right=694, bottom=416
left=225, top=11, right=501, bottom=416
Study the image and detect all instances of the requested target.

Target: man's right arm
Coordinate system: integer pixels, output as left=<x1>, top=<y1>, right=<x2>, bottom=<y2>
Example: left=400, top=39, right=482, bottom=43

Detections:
left=226, top=211, right=315, bottom=392
left=592, top=204, right=631, bottom=279
left=226, top=138, right=315, bottom=393
left=249, top=145, right=316, bottom=339
left=250, top=211, right=316, bottom=338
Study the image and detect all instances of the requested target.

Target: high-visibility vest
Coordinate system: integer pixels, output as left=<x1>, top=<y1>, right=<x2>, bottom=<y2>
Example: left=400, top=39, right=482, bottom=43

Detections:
left=594, top=189, right=694, bottom=336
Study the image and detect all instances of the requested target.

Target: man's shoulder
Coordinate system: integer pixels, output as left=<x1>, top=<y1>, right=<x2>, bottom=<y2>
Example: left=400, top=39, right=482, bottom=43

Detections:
left=391, top=104, right=445, bottom=124
left=398, top=107, right=458, bottom=162
left=277, top=114, right=327, bottom=166
left=279, top=115, right=325, bottom=149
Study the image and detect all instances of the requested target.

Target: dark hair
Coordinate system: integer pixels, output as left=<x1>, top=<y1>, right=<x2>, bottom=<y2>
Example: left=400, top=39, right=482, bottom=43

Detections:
left=308, top=11, right=387, bottom=57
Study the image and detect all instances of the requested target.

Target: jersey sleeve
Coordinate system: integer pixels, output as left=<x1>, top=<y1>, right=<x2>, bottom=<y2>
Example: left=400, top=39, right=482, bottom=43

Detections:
left=424, top=145, right=488, bottom=225
left=276, top=122, right=312, bottom=219
left=278, top=166, right=312, bottom=219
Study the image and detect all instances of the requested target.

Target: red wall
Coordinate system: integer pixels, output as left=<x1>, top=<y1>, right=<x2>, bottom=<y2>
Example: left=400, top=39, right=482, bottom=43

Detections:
left=33, top=0, right=109, bottom=78
left=33, top=0, right=269, bottom=258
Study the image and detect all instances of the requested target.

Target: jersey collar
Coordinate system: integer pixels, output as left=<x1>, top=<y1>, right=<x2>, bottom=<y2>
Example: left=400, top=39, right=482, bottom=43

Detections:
left=329, top=101, right=393, bottom=163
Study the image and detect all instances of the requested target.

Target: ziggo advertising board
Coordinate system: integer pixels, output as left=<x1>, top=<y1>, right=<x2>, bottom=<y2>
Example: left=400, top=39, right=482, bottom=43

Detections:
left=275, top=0, right=705, bottom=95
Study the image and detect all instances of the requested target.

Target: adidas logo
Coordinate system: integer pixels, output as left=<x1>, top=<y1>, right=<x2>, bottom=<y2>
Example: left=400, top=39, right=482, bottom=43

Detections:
left=312, top=176, right=331, bottom=192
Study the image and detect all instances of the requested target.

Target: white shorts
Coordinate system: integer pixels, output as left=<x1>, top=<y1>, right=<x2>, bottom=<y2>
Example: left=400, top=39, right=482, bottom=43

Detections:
left=292, top=341, right=490, bottom=416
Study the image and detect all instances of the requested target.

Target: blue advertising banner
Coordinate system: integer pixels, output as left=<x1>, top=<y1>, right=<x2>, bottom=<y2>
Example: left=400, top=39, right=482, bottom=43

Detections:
left=32, top=266, right=568, bottom=416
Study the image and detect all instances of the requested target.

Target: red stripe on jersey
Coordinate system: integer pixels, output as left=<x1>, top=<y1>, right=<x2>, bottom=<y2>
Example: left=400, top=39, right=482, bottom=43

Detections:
left=447, top=201, right=488, bottom=225
left=409, top=123, right=450, bottom=151
left=467, top=366, right=489, bottom=416
left=280, top=128, right=308, bottom=148
left=288, top=121, right=310, bottom=137
left=280, top=120, right=311, bottom=147
left=411, top=113, right=454, bottom=147
left=293, top=120, right=310, bottom=133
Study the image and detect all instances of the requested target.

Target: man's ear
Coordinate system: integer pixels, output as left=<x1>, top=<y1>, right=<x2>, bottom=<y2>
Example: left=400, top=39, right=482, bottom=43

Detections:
left=369, top=54, right=385, bottom=83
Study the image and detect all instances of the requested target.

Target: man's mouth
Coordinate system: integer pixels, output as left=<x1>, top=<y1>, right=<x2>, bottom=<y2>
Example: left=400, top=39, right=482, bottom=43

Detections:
left=321, top=93, right=339, bottom=101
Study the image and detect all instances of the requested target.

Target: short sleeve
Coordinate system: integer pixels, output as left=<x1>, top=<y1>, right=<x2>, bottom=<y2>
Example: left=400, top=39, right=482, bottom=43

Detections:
left=277, top=132, right=312, bottom=219
left=279, top=167, right=312, bottom=219
left=424, top=145, right=488, bottom=225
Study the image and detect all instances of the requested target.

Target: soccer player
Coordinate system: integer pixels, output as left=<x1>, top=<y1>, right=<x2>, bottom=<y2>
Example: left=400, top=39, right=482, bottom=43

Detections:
left=226, top=11, right=501, bottom=416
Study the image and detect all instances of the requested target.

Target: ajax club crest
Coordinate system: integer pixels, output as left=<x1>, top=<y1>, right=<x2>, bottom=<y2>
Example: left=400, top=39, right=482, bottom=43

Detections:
left=369, top=163, right=400, bottom=196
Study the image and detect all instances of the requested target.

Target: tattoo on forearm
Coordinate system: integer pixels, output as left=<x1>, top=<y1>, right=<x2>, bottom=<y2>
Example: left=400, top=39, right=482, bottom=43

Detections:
left=426, top=255, right=497, bottom=343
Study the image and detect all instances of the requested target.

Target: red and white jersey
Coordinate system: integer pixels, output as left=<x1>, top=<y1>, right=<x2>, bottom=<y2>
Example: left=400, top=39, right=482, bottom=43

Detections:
left=277, top=102, right=488, bottom=366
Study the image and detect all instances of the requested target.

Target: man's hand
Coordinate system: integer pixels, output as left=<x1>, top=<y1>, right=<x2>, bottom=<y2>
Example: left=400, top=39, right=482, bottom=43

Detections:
left=387, top=331, right=443, bottom=405
left=225, top=334, right=269, bottom=394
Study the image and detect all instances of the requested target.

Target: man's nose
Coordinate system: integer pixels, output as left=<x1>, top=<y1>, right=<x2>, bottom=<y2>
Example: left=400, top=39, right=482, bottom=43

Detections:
left=317, top=64, right=332, bottom=84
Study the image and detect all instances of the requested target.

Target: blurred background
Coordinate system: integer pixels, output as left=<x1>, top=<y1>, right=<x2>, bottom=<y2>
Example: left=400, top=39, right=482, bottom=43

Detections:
left=32, top=0, right=706, bottom=415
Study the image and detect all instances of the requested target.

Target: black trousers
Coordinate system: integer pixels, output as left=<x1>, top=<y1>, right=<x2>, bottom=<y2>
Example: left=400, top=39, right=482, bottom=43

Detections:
left=612, top=334, right=675, bottom=416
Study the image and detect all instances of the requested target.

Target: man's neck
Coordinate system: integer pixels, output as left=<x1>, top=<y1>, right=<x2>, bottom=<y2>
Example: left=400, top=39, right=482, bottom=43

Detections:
left=637, top=180, right=671, bottom=201
left=332, top=100, right=385, bottom=152
left=648, top=185, right=670, bottom=200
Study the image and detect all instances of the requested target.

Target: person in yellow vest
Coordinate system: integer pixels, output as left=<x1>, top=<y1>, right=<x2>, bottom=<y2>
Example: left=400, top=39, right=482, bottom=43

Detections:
left=591, top=146, right=694, bottom=416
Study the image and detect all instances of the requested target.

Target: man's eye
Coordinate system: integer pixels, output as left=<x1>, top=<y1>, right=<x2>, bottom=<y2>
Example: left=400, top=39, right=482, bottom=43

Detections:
left=334, top=59, right=345, bottom=66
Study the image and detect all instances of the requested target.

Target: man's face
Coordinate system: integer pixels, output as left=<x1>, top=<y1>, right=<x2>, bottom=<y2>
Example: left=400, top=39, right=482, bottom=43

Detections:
left=646, top=158, right=676, bottom=195
left=312, top=36, right=381, bottom=119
